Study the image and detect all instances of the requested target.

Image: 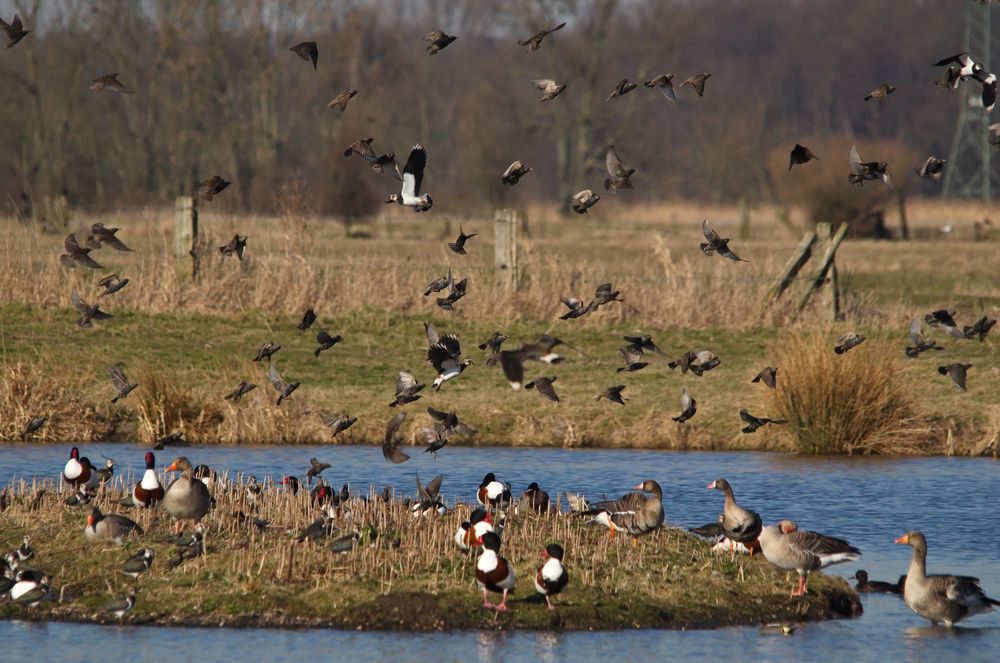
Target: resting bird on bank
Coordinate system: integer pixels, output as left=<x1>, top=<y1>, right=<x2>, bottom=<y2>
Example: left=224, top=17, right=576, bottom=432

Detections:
left=84, top=506, right=143, bottom=545
left=707, top=479, right=762, bottom=557
left=895, top=531, right=999, bottom=626
left=582, top=480, right=664, bottom=544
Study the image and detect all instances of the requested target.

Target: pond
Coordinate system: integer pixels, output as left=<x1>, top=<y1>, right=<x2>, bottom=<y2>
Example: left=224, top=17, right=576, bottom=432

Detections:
left=2, top=444, right=998, bottom=661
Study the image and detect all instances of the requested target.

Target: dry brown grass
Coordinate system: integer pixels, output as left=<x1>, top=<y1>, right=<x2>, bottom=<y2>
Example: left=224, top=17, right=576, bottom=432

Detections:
left=0, top=362, right=114, bottom=442
left=764, top=334, right=932, bottom=455
left=0, top=477, right=858, bottom=629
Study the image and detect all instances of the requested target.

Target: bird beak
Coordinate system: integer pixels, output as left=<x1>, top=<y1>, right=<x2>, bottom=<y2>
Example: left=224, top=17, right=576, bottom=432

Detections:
left=632, top=483, right=644, bottom=491
left=706, top=481, right=716, bottom=490
left=165, top=461, right=178, bottom=472
left=475, top=536, right=483, bottom=546
left=540, top=551, right=548, bottom=559
left=894, top=534, right=909, bottom=545
left=383, top=196, right=395, bottom=204
left=86, top=514, right=94, bottom=527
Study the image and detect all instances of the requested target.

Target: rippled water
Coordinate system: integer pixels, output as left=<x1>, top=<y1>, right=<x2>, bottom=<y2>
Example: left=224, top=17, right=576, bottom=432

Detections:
left=2, top=444, right=998, bottom=662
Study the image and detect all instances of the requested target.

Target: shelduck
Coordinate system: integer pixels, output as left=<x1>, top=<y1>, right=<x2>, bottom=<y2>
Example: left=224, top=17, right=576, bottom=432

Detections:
left=454, top=508, right=494, bottom=552
left=476, top=473, right=512, bottom=509
left=534, top=543, right=569, bottom=609
left=133, top=452, right=165, bottom=508
left=63, top=447, right=91, bottom=488
left=475, top=531, right=515, bottom=611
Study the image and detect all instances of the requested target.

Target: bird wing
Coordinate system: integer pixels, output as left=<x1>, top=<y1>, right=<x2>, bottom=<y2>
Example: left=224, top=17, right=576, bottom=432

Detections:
left=605, top=145, right=624, bottom=178
left=849, top=145, right=865, bottom=175
left=534, top=379, right=560, bottom=402
left=619, top=346, right=642, bottom=365
left=533, top=79, right=556, bottom=91
left=382, top=413, right=410, bottom=463
left=424, top=474, right=444, bottom=499
left=402, top=145, right=427, bottom=195
left=109, top=364, right=129, bottom=389
left=424, top=322, right=440, bottom=347
left=785, top=529, right=859, bottom=557
left=64, top=233, right=83, bottom=253
left=396, top=371, right=419, bottom=394
left=427, top=406, right=448, bottom=424
left=352, top=139, right=378, bottom=162
left=739, top=409, right=758, bottom=425
left=499, top=351, right=525, bottom=388
left=908, top=315, right=925, bottom=346
left=438, top=333, right=462, bottom=358
left=933, top=52, right=969, bottom=67
left=701, top=219, right=720, bottom=243
left=268, top=364, right=288, bottom=392
left=680, top=388, right=692, bottom=411
left=71, top=291, right=92, bottom=315
left=424, top=31, right=445, bottom=42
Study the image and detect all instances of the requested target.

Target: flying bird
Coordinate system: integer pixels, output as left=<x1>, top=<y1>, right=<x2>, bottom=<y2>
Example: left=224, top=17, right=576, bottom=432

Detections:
left=617, top=347, right=648, bottom=373
left=382, top=413, right=410, bottom=463
left=20, top=416, right=47, bottom=441
left=604, top=145, right=635, bottom=192
left=390, top=371, right=425, bottom=408
left=0, top=13, right=29, bottom=48
left=973, top=68, right=997, bottom=112
left=739, top=409, right=787, bottom=434
left=834, top=332, right=865, bottom=355
left=849, top=145, right=892, bottom=188
left=751, top=366, right=778, bottom=389
left=328, top=89, right=358, bottom=111
left=224, top=381, right=257, bottom=402
left=644, top=74, right=676, bottom=101
left=71, top=291, right=112, bottom=328
left=905, top=316, right=943, bottom=358
left=97, top=273, right=129, bottom=297
left=253, top=342, right=281, bottom=362
left=60, top=233, right=104, bottom=270
left=559, top=297, right=590, bottom=320
left=864, top=83, right=896, bottom=103
left=109, top=364, right=138, bottom=403
left=314, top=329, right=342, bottom=357
left=525, top=376, right=560, bottom=402
left=436, top=272, right=468, bottom=311
left=427, top=333, right=473, bottom=390
left=307, top=458, right=331, bottom=484
left=700, top=219, right=747, bottom=261
left=297, top=308, right=317, bottom=333
left=424, top=30, right=457, bottom=55
left=963, top=315, right=996, bottom=342
left=623, top=335, right=663, bottom=355
left=86, top=223, right=131, bottom=251
left=934, top=52, right=979, bottom=80
left=502, top=161, right=532, bottom=186
left=385, top=145, right=433, bottom=212
left=606, top=78, right=638, bottom=100
left=924, top=310, right=967, bottom=339
left=219, top=234, right=247, bottom=260
left=199, top=175, right=231, bottom=201
left=915, top=157, right=946, bottom=183
left=533, top=79, right=567, bottom=102
left=448, top=225, right=477, bottom=255
left=268, top=364, right=300, bottom=405
left=427, top=406, right=477, bottom=437
left=789, top=144, right=819, bottom=171
left=478, top=332, right=508, bottom=366
left=571, top=190, right=600, bottom=214
left=289, top=41, right=318, bottom=69
left=938, top=363, right=972, bottom=391
left=672, top=389, right=696, bottom=423
left=517, top=22, right=566, bottom=52
left=594, top=384, right=627, bottom=405
left=680, top=73, right=711, bottom=97
left=324, top=414, right=357, bottom=437
left=90, top=73, right=134, bottom=93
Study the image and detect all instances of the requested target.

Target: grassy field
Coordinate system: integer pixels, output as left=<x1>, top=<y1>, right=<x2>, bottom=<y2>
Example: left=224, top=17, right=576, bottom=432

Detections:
left=0, top=480, right=860, bottom=630
left=0, top=200, right=997, bottom=452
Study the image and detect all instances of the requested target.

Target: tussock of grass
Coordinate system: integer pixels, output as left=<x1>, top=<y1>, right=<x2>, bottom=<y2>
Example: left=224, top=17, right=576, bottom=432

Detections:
left=0, top=478, right=860, bottom=629
left=765, top=334, right=930, bottom=454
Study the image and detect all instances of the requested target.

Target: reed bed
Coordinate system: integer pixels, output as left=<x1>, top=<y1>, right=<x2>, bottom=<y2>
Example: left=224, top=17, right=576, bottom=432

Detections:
left=0, top=474, right=859, bottom=629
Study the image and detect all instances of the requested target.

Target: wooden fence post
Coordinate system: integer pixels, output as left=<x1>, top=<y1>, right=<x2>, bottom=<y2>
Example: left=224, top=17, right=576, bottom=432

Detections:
left=765, top=230, right=817, bottom=307
left=494, top=209, right=519, bottom=289
left=174, top=196, right=199, bottom=280
left=796, top=222, right=848, bottom=317
left=895, top=190, right=910, bottom=240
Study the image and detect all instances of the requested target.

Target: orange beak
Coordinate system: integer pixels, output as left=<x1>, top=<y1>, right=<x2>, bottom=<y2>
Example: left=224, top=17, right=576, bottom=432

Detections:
left=86, top=514, right=94, bottom=527
left=894, top=534, right=910, bottom=545
left=166, top=461, right=178, bottom=472
left=632, top=483, right=644, bottom=491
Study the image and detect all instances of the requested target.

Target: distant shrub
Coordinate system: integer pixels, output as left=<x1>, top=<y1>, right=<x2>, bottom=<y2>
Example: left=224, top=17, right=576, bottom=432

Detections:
left=765, top=333, right=927, bottom=454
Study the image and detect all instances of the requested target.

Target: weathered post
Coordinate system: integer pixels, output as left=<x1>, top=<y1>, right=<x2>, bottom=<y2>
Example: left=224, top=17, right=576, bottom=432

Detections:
left=174, top=196, right=198, bottom=280
left=796, top=222, right=848, bottom=317
left=494, top=209, right=519, bottom=290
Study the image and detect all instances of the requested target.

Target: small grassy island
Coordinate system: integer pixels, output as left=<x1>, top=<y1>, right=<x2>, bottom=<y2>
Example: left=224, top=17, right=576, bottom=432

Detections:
left=0, top=481, right=860, bottom=630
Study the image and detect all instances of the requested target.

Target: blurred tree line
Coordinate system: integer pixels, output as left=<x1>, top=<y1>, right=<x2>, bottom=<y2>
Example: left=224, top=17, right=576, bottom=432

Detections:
left=0, top=0, right=992, bottom=218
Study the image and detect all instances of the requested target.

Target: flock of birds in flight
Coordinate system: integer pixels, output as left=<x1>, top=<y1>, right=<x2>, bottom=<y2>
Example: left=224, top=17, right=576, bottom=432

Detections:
left=3, top=9, right=1000, bottom=629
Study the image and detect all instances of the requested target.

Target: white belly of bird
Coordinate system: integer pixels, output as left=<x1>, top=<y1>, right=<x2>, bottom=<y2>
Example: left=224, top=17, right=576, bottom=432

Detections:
left=534, top=559, right=564, bottom=594
left=140, top=469, right=160, bottom=490
left=10, top=580, right=40, bottom=601
left=485, top=482, right=504, bottom=500
left=64, top=459, right=81, bottom=480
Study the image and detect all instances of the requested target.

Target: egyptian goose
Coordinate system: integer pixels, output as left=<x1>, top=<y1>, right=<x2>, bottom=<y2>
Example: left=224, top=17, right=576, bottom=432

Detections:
left=707, top=479, right=762, bottom=555
left=454, top=508, right=494, bottom=552
left=584, top=480, right=665, bottom=544
left=162, top=457, right=212, bottom=534
left=476, top=531, right=515, bottom=611
left=534, top=543, right=569, bottom=609
left=758, top=520, right=861, bottom=596
left=132, top=452, right=165, bottom=508
left=63, top=446, right=91, bottom=488
left=476, top=473, right=512, bottom=509
left=853, top=569, right=901, bottom=594
left=85, top=506, right=144, bottom=545
left=895, top=531, right=999, bottom=626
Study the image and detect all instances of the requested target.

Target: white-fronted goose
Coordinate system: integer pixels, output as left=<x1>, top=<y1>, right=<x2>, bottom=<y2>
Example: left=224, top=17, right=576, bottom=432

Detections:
left=133, top=451, right=165, bottom=508
left=895, top=531, right=999, bottom=626
left=535, top=543, right=569, bottom=609
left=162, top=457, right=212, bottom=534
left=476, top=531, right=516, bottom=611
left=85, top=506, right=144, bottom=545
left=707, top=478, right=762, bottom=555
left=758, top=520, right=861, bottom=596
left=584, top=480, right=664, bottom=544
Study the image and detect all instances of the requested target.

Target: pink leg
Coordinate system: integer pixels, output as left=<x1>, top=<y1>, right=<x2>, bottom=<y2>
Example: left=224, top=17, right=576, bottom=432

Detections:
left=546, top=595, right=554, bottom=610
left=791, top=575, right=807, bottom=596
left=496, top=590, right=508, bottom=611
left=482, top=589, right=494, bottom=609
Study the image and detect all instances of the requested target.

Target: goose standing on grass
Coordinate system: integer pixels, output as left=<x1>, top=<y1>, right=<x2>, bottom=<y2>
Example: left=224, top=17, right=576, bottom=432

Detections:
left=385, top=145, right=433, bottom=211
left=84, top=506, right=144, bottom=545
left=476, top=532, right=515, bottom=611
left=583, top=480, right=664, bottom=544
left=162, top=457, right=212, bottom=534
left=895, top=531, right=999, bottom=626
left=132, top=452, right=165, bottom=508
left=535, top=543, right=569, bottom=609
left=706, top=479, right=762, bottom=555
left=759, top=520, right=861, bottom=596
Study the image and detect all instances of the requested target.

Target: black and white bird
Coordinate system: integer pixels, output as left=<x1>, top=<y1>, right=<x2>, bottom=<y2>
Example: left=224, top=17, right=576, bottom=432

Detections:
left=427, top=332, right=473, bottom=390
left=385, top=145, right=433, bottom=212
left=120, top=548, right=154, bottom=578
left=924, top=309, right=967, bottom=339
left=934, top=52, right=980, bottom=81
left=104, top=588, right=137, bottom=623
left=974, top=67, right=997, bottom=112
left=534, top=543, right=569, bottom=609
left=672, top=388, right=697, bottom=423
left=502, top=161, right=532, bottom=186
left=390, top=371, right=425, bottom=407
left=267, top=363, right=300, bottom=405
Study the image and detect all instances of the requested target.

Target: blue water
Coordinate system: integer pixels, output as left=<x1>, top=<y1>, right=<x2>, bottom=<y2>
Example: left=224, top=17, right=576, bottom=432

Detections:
left=2, top=444, right=998, bottom=662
